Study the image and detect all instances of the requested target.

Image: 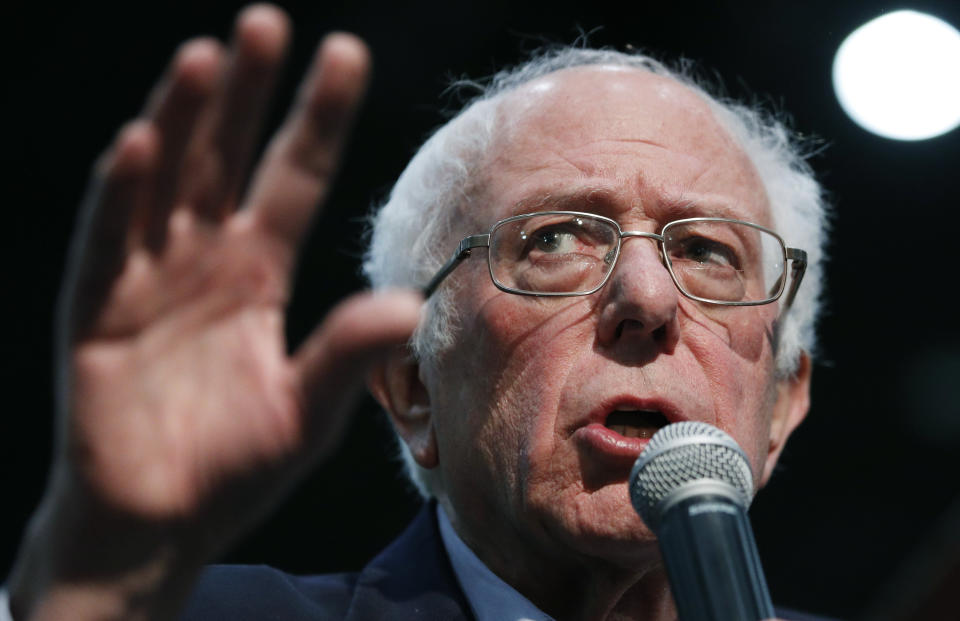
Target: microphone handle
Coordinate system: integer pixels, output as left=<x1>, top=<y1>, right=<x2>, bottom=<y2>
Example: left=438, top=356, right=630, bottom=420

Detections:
left=657, top=492, right=775, bottom=621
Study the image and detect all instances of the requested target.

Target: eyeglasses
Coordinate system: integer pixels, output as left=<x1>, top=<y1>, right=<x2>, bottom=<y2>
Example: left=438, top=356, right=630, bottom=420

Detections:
left=424, top=211, right=807, bottom=309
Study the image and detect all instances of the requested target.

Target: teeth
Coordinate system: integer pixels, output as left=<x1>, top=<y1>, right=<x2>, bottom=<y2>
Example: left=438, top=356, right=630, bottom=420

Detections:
left=607, top=424, right=657, bottom=439
left=604, top=409, right=669, bottom=438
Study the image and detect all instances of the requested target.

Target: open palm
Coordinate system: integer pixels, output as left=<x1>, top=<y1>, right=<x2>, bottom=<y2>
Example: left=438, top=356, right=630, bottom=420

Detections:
left=55, top=6, right=419, bottom=553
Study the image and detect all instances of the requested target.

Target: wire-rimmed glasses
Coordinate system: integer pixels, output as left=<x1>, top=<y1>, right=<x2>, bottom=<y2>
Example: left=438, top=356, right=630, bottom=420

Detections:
left=424, top=211, right=807, bottom=310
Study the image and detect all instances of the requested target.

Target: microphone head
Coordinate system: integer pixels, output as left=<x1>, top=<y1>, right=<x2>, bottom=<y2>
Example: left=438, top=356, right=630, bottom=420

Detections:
left=629, top=422, right=754, bottom=530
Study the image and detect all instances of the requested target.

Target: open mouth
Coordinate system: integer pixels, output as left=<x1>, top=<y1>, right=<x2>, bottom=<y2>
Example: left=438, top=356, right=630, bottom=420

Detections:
left=604, top=410, right=669, bottom=439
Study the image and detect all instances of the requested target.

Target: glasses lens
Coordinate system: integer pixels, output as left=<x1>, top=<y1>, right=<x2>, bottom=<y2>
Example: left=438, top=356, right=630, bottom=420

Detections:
left=663, top=220, right=786, bottom=303
left=489, top=213, right=619, bottom=294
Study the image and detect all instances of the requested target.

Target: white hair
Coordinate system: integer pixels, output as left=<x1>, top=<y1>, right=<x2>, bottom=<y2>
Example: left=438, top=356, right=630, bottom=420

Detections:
left=362, top=46, right=829, bottom=498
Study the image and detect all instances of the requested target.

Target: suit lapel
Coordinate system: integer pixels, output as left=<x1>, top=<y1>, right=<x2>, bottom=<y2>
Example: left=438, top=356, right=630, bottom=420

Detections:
left=344, top=502, right=473, bottom=620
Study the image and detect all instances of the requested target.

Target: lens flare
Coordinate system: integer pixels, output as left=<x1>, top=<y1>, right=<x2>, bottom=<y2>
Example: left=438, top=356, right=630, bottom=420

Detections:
left=833, top=10, right=960, bottom=140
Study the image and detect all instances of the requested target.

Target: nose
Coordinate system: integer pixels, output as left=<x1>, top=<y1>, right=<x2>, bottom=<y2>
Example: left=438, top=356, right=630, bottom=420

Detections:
left=595, top=235, right=680, bottom=350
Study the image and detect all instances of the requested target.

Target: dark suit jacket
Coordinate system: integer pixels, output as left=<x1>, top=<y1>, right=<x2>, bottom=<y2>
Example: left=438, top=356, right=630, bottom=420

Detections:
left=180, top=504, right=834, bottom=620
left=180, top=504, right=473, bottom=620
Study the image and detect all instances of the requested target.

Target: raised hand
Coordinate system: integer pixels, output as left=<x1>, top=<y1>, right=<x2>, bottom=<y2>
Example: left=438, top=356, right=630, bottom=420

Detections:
left=9, top=5, right=421, bottom=620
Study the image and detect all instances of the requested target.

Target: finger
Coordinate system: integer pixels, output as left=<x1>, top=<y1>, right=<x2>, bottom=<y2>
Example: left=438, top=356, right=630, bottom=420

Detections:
left=139, top=38, right=224, bottom=251
left=66, top=121, right=159, bottom=334
left=293, top=290, right=422, bottom=454
left=178, top=4, right=291, bottom=221
left=245, top=32, right=371, bottom=261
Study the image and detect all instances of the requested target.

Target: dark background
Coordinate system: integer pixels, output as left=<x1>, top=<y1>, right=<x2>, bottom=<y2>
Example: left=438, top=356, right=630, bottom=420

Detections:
left=6, top=1, right=960, bottom=619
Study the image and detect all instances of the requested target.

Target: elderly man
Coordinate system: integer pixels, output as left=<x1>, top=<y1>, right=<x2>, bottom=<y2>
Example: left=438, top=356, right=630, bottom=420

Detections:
left=5, top=4, right=826, bottom=620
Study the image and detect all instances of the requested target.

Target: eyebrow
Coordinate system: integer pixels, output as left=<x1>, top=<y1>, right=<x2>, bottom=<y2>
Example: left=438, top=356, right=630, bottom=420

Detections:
left=656, top=197, right=747, bottom=221
left=507, top=187, right=753, bottom=224
left=509, top=187, right=618, bottom=216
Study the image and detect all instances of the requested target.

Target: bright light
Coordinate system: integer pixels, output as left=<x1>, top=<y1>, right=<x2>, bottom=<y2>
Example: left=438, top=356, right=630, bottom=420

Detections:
left=832, top=10, right=960, bottom=140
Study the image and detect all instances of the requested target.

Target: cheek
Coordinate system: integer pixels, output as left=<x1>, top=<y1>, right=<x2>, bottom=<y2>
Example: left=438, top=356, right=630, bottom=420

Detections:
left=729, top=385, right=777, bottom=486
left=679, top=303, right=778, bottom=479
left=470, top=294, right=594, bottom=484
left=679, top=306, right=761, bottom=402
left=434, top=290, right=592, bottom=502
left=681, top=301, right=771, bottom=364
left=470, top=293, right=591, bottom=394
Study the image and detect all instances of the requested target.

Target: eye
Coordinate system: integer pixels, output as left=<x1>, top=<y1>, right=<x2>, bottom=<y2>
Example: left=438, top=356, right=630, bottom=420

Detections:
left=673, top=236, right=740, bottom=268
left=509, top=215, right=617, bottom=263
left=532, top=227, right=579, bottom=253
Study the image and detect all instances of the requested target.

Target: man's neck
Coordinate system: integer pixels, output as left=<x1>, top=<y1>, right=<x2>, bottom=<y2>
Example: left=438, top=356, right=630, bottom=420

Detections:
left=438, top=498, right=677, bottom=621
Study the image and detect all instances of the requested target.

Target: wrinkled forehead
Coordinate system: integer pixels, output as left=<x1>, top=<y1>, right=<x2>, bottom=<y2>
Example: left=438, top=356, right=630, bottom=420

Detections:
left=466, top=65, right=771, bottom=229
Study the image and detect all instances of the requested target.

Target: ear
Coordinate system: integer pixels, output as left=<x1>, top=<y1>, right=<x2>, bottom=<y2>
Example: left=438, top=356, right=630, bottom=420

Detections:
left=760, top=353, right=812, bottom=487
left=367, top=347, right=438, bottom=469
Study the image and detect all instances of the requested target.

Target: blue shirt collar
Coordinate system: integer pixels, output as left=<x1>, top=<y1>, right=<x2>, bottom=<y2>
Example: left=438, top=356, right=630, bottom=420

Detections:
left=436, top=504, right=555, bottom=621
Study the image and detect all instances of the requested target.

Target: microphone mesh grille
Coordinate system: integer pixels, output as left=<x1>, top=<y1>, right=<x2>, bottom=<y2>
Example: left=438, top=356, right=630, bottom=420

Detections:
left=629, top=422, right=754, bottom=526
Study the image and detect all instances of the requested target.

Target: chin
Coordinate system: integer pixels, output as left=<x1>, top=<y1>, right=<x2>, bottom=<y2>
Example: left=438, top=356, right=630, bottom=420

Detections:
left=532, top=482, right=662, bottom=567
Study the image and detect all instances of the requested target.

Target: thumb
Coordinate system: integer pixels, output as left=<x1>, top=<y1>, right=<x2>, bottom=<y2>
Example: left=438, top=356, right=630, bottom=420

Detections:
left=292, top=289, right=423, bottom=454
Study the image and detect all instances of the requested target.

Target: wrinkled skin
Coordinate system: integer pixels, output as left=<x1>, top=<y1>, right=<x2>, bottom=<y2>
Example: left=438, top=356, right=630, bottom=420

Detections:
left=375, top=67, right=811, bottom=620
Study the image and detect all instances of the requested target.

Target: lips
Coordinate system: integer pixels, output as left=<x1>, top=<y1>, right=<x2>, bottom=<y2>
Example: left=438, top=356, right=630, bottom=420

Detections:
left=587, top=396, right=683, bottom=434
left=572, top=397, right=684, bottom=467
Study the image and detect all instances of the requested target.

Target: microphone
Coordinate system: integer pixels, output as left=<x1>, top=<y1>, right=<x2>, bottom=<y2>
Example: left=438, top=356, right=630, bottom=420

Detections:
left=629, top=422, right=775, bottom=621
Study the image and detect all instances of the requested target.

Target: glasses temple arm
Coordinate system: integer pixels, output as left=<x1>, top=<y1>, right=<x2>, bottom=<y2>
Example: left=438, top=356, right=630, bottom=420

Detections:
left=423, top=234, right=490, bottom=297
left=781, top=247, right=807, bottom=311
